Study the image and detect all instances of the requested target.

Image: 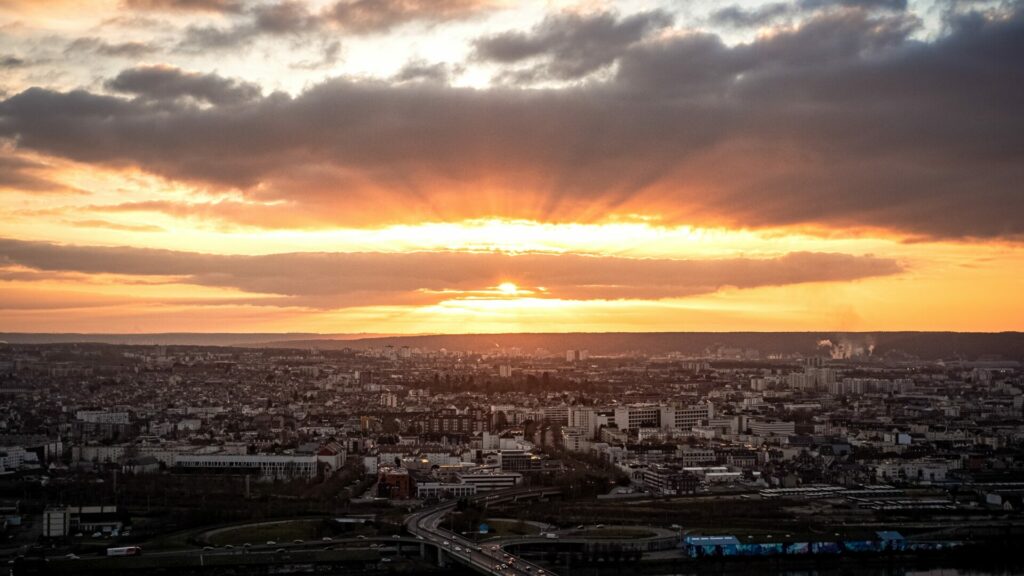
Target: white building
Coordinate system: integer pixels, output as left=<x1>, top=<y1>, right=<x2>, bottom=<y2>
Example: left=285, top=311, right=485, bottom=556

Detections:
left=417, top=482, right=477, bottom=500
left=614, top=405, right=661, bottom=430
left=175, top=454, right=327, bottom=481
left=457, top=470, right=523, bottom=492
left=748, top=420, right=796, bottom=437
left=42, top=508, right=70, bottom=538
left=76, top=411, right=129, bottom=425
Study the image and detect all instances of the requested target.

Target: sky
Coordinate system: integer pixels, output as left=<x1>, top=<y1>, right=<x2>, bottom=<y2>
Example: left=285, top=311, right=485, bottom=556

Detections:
left=0, top=0, right=1022, bottom=334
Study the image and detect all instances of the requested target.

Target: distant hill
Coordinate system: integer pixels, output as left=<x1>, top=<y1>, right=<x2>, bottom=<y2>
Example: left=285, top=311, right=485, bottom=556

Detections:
left=265, top=331, right=1024, bottom=361
left=3, top=331, right=1022, bottom=361
left=0, top=332, right=391, bottom=347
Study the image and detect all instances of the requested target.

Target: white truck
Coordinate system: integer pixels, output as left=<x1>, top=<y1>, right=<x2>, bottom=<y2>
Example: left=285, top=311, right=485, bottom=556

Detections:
left=106, top=546, right=142, bottom=557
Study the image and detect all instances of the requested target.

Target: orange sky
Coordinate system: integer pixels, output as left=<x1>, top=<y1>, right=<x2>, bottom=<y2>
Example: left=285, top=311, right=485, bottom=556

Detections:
left=1, top=0, right=1022, bottom=333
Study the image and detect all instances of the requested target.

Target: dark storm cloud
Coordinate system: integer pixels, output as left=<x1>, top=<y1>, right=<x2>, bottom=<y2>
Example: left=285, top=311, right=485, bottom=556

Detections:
left=326, top=0, right=498, bottom=34
left=1, top=7, right=1023, bottom=239
left=105, top=65, right=262, bottom=105
left=0, top=237, right=903, bottom=307
left=473, top=10, right=672, bottom=80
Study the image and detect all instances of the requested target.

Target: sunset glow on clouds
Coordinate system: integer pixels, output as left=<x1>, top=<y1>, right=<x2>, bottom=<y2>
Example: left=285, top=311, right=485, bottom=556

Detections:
left=1, top=0, right=1022, bottom=333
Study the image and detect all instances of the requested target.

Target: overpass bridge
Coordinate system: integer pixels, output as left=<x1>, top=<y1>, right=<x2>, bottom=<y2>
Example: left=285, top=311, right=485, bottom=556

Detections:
left=406, top=487, right=564, bottom=575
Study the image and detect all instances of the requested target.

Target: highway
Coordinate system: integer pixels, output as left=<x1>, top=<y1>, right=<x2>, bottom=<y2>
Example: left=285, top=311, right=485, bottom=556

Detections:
left=404, top=488, right=560, bottom=576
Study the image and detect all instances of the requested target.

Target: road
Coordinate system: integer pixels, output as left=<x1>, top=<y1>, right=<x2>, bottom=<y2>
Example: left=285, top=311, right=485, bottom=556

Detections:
left=404, top=489, right=558, bottom=576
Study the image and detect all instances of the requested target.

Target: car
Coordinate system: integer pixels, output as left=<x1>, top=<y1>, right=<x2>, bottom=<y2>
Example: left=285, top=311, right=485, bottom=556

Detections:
left=224, top=545, right=234, bottom=549
left=203, top=546, right=215, bottom=551
left=266, top=541, right=276, bottom=545
left=595, top=524, right=605, bottom=529
left=576, top=525, right=584, bottom=529
left=381, top=557, right=392, bottom=563
left=321, top=537, right=333, bottom=542
left=293, top=539, right=303, bottom=544
left=416, top=535, right=424, bottom=540
left=442, top=540, right=449, bottom=546
left=356, top=535, right=367, bottom=540
left=454, top=547, right=462, bottom=552
left=275, top=548, right=286, bottom=554
left=63, top=554, right=79, bottom=560
left=242, top=543, right=251, bottom=548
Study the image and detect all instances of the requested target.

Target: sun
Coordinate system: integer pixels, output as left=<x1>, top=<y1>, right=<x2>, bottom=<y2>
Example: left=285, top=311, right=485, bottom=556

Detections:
left=497, top=282, right=519, bottom=295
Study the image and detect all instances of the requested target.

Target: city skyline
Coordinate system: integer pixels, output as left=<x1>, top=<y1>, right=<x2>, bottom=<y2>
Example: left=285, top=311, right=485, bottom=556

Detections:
left=1, top=0, right=1022, bottom=333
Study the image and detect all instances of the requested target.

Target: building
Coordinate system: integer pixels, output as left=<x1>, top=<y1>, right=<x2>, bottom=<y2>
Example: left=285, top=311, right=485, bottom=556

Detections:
left=643, top=465, right=700, bottom=496
left=568, top=406, right=598, bottom=439
left=561, top=427, right=590, bottom=452
left=0, top=445, right=36, bottom=473
left=378, top=467, right=413, bottom=499
left=498, top=450, right=541, bottom=472
left=542, top=406, right=569, bottom=425
left=42, top=508, right=70, bottom=538
left=679, top=447, right=716, bottom=466
left=748, top=420, right=796, bottom=437
left=75, top=411, right=130, bottom=425
left=614, top=405, right=661, bottom=430
left=457, top=470, right=523, bottom=492
left=566, top=349, right=589, bottom=362
left=661, top=404, right=715, bottom=431
left=174, top=454, right=322, bottom=480
left=416, top=482, right=477, bottom=500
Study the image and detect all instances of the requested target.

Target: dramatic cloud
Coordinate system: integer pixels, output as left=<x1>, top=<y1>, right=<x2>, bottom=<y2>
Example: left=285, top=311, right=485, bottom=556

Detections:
left=1, top=7, right=1022, bottom=239
left=0, top=238, right=903, bottom=308
left=0, top=154, right=77, bottom=194
left=65, top=219, right=165, bottom=232
left=123, top=0, right=243, bottom=12
left=802, top=0, right=907, bottom=11
left=474, top=10, right=672, bottom=81
left=105, top=65, right=262, bottom=105
left=65, top=37, right=159, bottom=57
left=177, top=1, right=318, bottom=51
left=391, top=60, right=455, bottom=84
left=712, top=0, right=906, bottom=29
left=710, top=3, right=794, bottom=28
left=326, top=0, right=498, bottom=34
left=1, top=55, right=27, bottom=68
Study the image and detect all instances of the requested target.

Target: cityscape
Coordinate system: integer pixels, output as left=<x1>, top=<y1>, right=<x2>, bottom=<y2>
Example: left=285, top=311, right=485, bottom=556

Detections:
left=0, top=333, right=1022, bottom=574
left=1, top=0, right=1023, bottom=574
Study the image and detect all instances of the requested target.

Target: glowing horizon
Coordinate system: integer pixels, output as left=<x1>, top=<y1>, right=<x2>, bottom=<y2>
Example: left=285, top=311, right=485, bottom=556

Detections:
left=1, top=0, right=1022, bottom=334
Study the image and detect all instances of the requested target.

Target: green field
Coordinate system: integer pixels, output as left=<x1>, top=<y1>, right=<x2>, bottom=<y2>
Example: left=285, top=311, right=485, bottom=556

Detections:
left=483, top=519, right=543, bottom=537
left=565, top=528, right=657, bottom=539
left=204, top=519, right=326, bottom=546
